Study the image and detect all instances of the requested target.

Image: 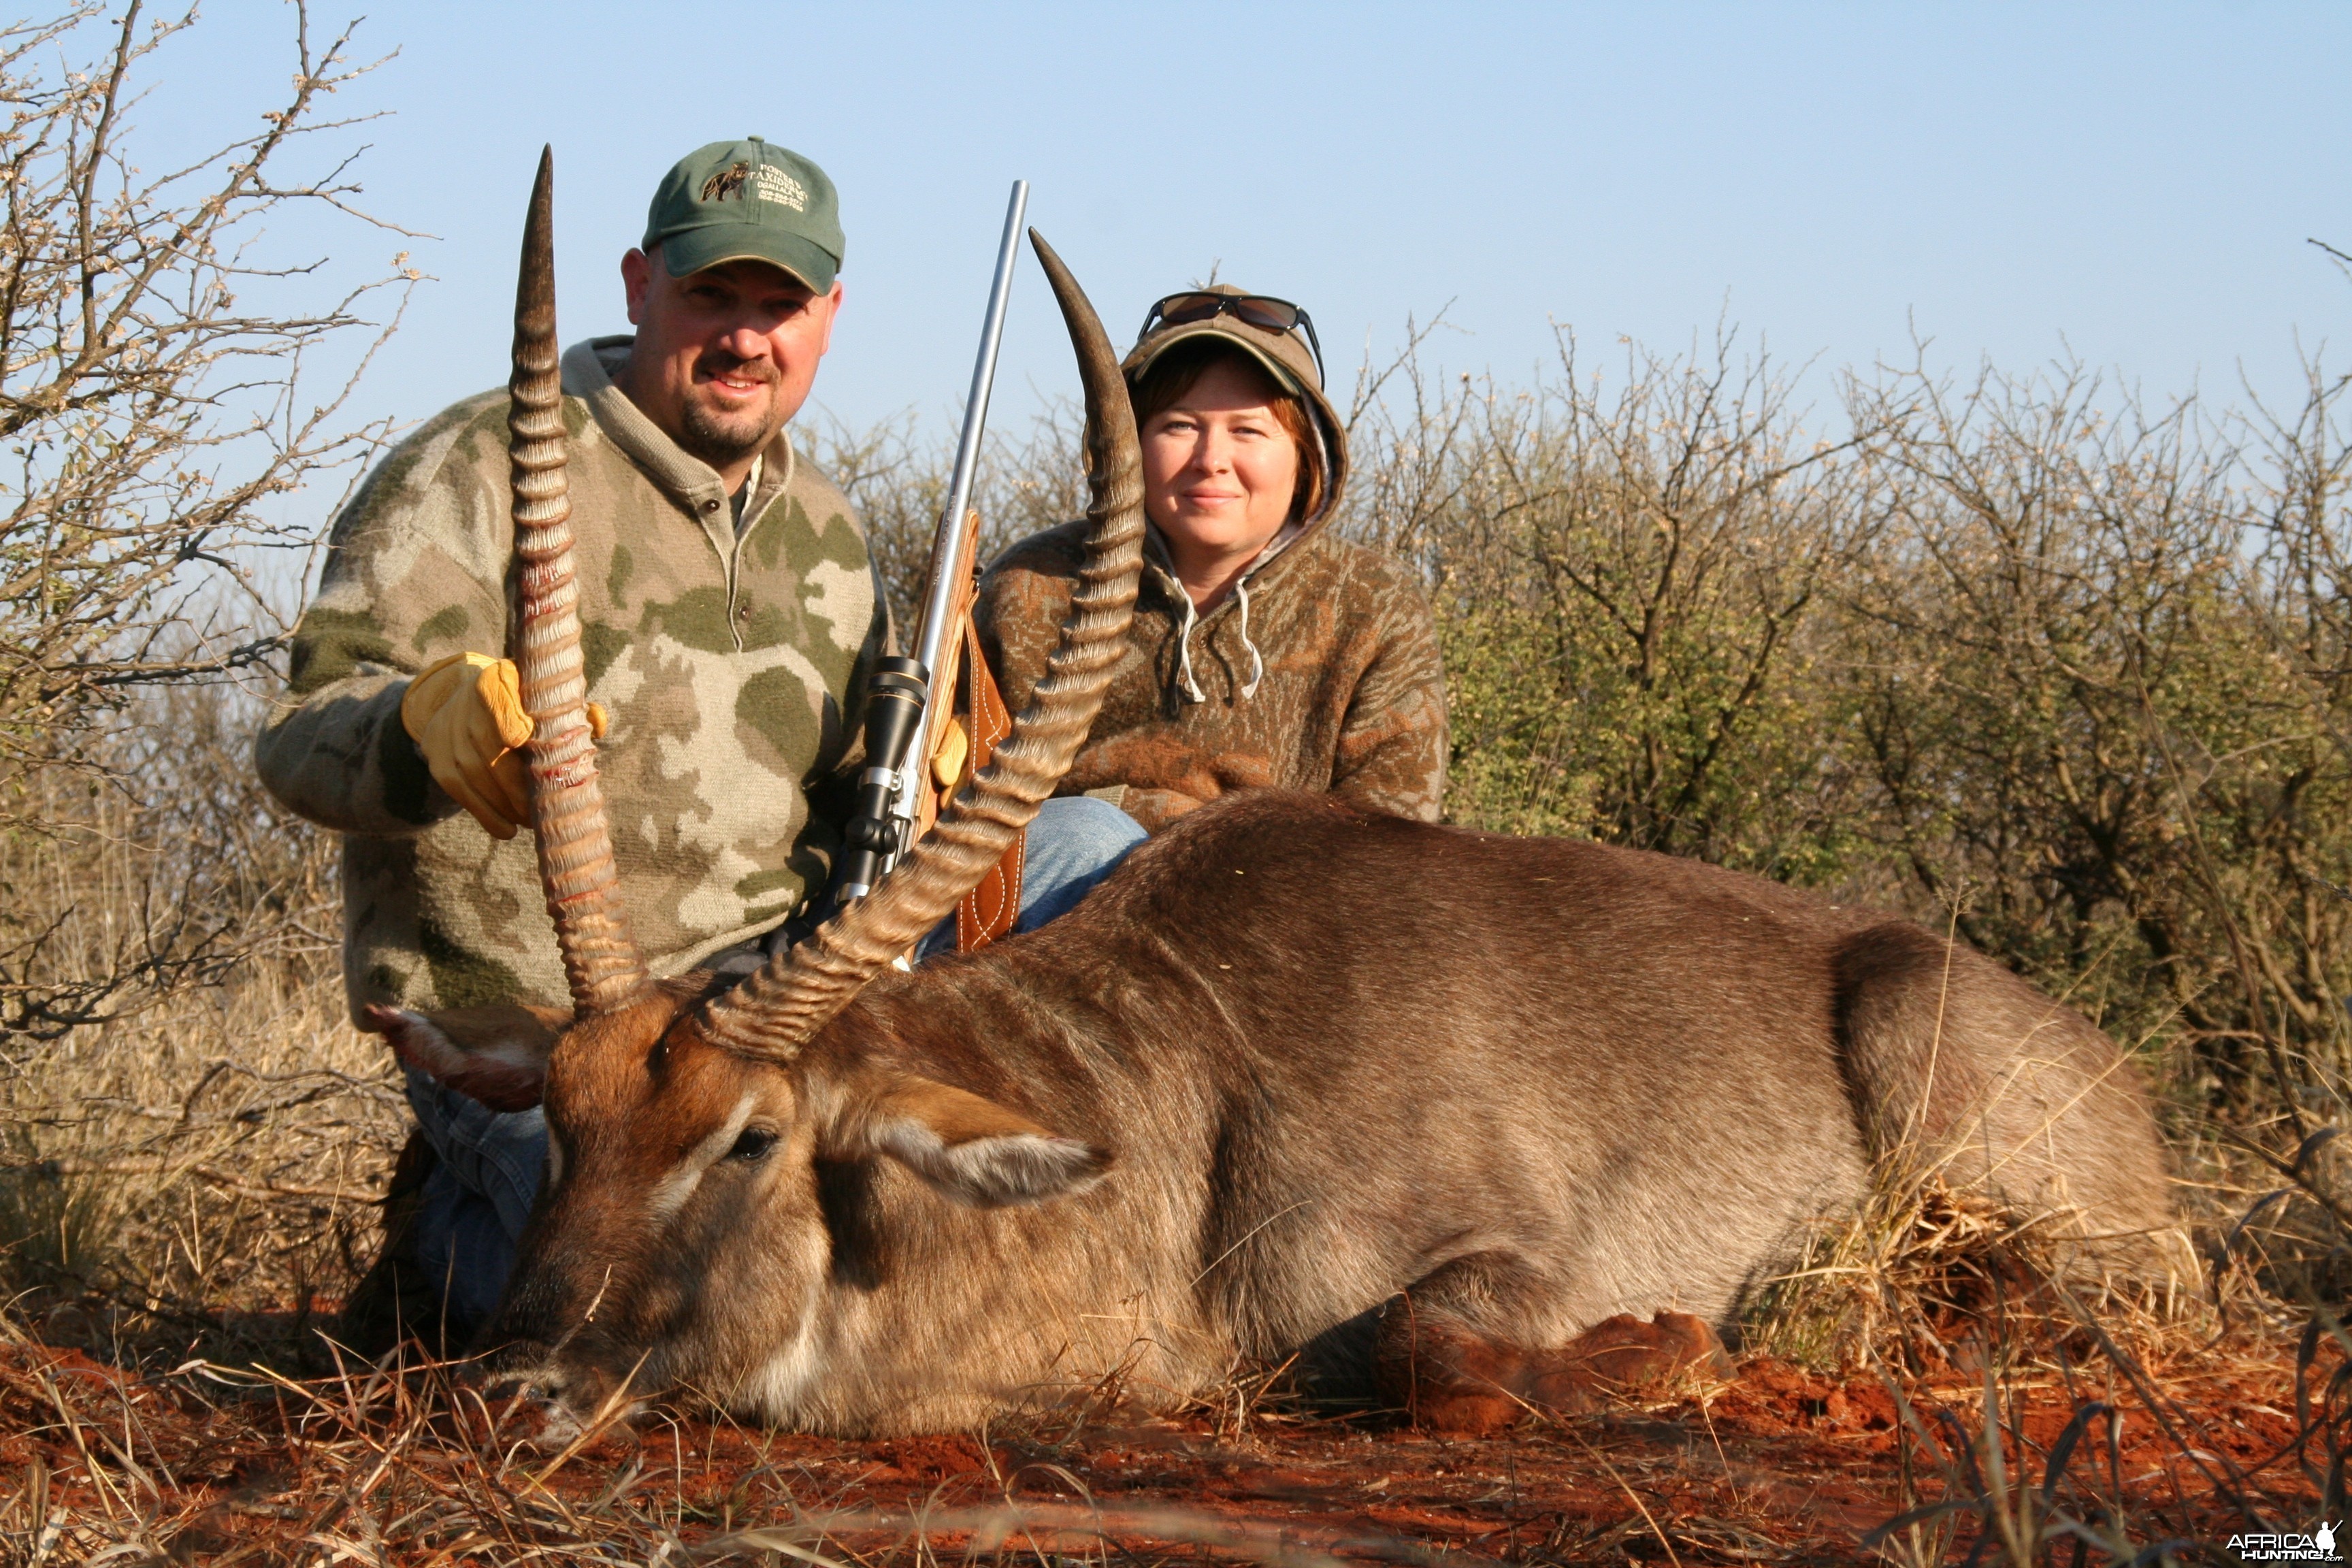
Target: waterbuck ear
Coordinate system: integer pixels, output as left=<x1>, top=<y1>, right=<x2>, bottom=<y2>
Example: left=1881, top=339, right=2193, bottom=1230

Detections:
left=359, top=1002, right=570, bottom=1112
left=856, top=1075, right=1109, bottom=1209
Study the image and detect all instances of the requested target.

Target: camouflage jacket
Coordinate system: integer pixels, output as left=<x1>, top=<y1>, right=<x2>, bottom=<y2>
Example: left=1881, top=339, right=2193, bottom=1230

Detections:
left=256, top=337, right=887, bottom=1019
left=975, top=517, right=1446, bottom=833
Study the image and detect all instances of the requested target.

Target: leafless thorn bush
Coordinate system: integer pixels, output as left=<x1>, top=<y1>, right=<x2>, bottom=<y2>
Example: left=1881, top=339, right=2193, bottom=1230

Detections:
left=0, top=0, right=411, bottom=1033
left=804, top=401, right=1085, bottom=635
left=0, top=1, right=414, bottom=1339
left=0, top=1, right=414, bottom=789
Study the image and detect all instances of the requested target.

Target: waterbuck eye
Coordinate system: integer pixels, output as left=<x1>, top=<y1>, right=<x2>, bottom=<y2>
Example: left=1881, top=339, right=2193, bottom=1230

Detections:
left=727, top=1126, right=778, bottom=1163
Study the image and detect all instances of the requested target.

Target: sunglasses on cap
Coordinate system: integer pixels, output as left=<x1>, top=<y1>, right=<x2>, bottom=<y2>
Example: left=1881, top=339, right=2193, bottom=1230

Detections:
left=1139, top=292, right=1326, bottom=385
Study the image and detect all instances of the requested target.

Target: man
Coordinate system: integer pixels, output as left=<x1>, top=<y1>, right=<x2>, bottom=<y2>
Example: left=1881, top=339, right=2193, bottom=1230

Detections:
left=258, top=139, right=1140, bottom=1341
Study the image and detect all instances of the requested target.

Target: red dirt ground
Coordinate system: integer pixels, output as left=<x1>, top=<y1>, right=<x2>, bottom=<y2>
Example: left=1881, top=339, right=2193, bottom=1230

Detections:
left=0, top=1334, right=2332, bottom=1564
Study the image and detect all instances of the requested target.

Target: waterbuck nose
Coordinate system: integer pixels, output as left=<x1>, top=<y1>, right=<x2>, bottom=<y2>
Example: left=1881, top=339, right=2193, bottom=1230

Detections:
left=478, top=1361, right=557, bottom=1410
left=476, top=1349, right=627, bottom=1445
left=477, top=1335, right=564, bottom=1401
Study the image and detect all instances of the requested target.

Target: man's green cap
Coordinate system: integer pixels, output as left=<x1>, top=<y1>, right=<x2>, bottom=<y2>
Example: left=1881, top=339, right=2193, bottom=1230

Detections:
left=643, top=138, right=844, bottom=291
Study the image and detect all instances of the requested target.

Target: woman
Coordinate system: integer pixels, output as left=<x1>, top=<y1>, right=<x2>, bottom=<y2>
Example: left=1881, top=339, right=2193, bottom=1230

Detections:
left=978, top=286, right=1447, bottom=831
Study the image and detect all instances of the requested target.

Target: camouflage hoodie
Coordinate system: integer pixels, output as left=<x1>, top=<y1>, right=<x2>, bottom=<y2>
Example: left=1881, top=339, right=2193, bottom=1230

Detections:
left=256, top=337, right=887, bottom=1019
left=975, top=514, right=1446, bottom=833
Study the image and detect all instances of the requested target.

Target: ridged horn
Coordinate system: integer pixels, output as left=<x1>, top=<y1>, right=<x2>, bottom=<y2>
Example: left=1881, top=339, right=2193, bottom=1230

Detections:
left=699, top=230, right=1145, bottom=1058
left=510, top=146, right=652, bottom=1015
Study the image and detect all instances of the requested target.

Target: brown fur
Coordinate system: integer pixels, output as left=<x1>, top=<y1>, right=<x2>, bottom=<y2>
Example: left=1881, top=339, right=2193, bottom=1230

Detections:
left=425, top=793, right=2178, bottom=1435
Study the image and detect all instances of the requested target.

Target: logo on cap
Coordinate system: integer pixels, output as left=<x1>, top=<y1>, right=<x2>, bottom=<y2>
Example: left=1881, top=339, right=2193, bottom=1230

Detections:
left=699, top=162, right=749, bottom=202
left=752, top=165, right=808, bottom=212
left=698, top=160, right=806, bottom=213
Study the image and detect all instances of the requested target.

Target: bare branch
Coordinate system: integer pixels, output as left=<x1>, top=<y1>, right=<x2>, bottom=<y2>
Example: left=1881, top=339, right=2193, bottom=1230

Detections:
left=0, top=3, right=408, bottom=1041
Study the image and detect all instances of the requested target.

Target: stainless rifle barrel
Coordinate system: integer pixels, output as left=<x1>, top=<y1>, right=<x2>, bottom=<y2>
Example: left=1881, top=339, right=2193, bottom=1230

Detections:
left=885, top=178, right=1029, bottom=851
left=911, top=182, right=1027, bottom=721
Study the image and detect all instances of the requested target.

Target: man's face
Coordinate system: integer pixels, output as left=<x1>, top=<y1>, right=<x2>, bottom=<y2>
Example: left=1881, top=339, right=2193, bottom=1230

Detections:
left=617, top=250, right=843, bottom=474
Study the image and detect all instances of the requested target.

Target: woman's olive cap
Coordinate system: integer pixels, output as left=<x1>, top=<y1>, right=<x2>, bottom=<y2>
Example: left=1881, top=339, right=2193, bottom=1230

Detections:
left=1121, top=286, right=1349, bottom=521
left=644, top=138, right=843, bottom=291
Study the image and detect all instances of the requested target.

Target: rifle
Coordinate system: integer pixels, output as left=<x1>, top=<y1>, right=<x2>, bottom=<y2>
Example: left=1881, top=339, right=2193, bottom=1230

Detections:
left=833, top=179, right=1030, bottom=904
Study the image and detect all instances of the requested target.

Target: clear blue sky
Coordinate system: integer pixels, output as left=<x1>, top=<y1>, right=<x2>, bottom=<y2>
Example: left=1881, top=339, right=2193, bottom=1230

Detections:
left=154, top=2, right=2350, bottom=455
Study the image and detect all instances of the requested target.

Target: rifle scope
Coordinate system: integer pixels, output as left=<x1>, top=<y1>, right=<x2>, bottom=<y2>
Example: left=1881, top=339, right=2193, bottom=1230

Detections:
left=832, top=656, right=928, bottom=902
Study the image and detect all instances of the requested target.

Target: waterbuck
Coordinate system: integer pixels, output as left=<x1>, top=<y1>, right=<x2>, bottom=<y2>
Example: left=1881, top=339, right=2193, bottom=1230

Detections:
left=375, top=160, right=2179, bottom=1439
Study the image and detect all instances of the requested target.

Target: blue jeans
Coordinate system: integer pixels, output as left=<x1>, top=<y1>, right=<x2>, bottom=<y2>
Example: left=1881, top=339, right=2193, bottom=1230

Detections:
left=404, top=796, right=1144, bottom=1335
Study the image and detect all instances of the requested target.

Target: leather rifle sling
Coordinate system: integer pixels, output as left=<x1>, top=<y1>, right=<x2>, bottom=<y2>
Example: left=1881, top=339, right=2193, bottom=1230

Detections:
left=953, top=615, right=1023, bottom=950
left=911, top=514, right=1025, bottom=951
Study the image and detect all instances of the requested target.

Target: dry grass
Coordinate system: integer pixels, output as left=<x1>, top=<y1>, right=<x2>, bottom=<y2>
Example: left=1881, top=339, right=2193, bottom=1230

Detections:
left=0, top=1321, right=1477, bottom=1568
left=0, top=1300, right=2329, bottom=1568
left=0, top=690, right=403, bottom=1372
left=1746, top=1175, right=2144, bottom=1374
left=0, top=1249, right=2330, bottom=1567
left=0, top=955, right=401, bottom=1371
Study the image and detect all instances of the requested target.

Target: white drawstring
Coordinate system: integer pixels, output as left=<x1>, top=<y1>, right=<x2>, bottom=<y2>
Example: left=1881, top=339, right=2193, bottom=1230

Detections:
left=1234, top=578, right=1265, bottom=699
left=1171, top=591, right=1207, bottom=704
left=1152, top=522, right=1290, bottom=706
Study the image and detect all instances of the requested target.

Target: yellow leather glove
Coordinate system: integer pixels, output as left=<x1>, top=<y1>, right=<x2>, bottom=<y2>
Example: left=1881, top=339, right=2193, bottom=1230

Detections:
left=401, top=653, right=533, bottom=838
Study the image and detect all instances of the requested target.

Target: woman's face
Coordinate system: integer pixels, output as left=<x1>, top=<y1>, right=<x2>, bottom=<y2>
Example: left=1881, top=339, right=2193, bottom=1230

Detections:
left=1139, top=359, right=1302, bottom=573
